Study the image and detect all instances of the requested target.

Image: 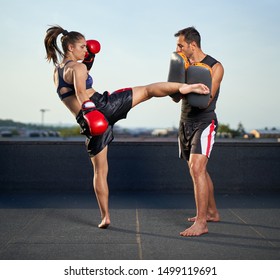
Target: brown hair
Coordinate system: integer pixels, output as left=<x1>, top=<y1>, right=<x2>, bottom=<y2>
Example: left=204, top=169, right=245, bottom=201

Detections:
left=174, top=26, right=201, bottom=48
left=44, top=25, right=85, bottom=65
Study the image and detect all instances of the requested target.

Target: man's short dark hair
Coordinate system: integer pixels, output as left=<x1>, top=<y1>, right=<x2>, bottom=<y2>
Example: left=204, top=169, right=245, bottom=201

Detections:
left=175, top=27, right=201, bottom=48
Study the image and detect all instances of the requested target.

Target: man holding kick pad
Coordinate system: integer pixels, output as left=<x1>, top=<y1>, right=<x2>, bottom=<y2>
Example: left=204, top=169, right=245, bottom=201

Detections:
left=168, top=27, right=224, bottom=236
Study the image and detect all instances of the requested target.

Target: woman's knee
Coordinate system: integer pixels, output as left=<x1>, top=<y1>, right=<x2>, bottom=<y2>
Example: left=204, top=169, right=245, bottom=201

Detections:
left=93, top=165, right=108, bottom=179
left=131, top=86, right=150, bottom=107
left=91, top=147, right=108, bottom=177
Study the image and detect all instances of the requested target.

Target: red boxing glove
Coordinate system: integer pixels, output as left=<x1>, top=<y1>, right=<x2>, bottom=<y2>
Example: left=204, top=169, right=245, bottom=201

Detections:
left=83, top=40, right=101, bottom=71
left=86, top=39, right=101, bottom=54
left=82, top=100, right=108, bottom=136
left=83, top=52, right=95, bottom=71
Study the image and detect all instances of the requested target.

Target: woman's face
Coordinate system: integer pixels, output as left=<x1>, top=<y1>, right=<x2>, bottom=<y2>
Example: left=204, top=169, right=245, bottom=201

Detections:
left=70, top=38, right=87, bottom=61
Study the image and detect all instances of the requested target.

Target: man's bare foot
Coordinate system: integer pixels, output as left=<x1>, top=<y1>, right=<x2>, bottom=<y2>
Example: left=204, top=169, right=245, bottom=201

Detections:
left=180, top=222, right=208, bottom=237
left=179, top=83, right=209, bottom=95
left=187, top=212, right=220, bottom=223
left=98, top=217, right=110, bottom=229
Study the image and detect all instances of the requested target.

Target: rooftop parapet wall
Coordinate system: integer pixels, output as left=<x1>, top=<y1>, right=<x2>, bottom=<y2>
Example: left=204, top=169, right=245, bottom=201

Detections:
left=0, top=141, right=279, bottom=193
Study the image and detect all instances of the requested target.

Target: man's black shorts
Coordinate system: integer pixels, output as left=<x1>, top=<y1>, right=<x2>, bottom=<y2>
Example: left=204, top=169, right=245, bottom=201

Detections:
left=76, top=88, right=133, bottom=157
left=178, top=119, right=218, bottom=161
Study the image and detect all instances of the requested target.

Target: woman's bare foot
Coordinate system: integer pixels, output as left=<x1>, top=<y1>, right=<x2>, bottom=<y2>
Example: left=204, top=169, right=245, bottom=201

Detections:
left=98, top=217, right=110, bottom=229
left=187, top=212, right=220, bottom=223
left=180, top=222, right=208, bottom=237
left=179, top=83, right=209, bottom=95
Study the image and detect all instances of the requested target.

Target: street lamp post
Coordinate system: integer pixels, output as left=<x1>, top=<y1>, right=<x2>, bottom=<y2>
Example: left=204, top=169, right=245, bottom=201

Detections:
left=40, top=109, right=49, bottom=127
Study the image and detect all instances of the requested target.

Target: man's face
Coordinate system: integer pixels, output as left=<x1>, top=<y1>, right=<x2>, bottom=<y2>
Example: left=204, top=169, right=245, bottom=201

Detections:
left=176, top=35, right=193, bottom=58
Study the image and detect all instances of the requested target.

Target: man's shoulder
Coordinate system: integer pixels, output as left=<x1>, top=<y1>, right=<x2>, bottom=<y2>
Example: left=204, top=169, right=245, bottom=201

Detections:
left=203, top=55, right=220, bottom=67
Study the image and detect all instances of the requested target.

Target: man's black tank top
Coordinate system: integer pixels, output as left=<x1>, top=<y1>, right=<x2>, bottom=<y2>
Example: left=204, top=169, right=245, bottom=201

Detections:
left=181, top=55, right=219, bottom=122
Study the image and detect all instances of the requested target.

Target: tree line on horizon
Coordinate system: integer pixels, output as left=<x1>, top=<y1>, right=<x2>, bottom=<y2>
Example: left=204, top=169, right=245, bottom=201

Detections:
left=0, top=118, right=246, bottom=138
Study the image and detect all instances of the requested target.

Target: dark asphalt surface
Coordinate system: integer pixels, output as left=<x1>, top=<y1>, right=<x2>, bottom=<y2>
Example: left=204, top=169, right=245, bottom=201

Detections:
left=0, top=190, right=279, bottom=260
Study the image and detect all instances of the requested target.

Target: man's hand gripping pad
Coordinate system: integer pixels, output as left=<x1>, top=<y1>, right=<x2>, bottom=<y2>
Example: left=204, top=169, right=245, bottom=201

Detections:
left=167, top=52, right=189, bottom=102
left=186, top=63, right=212, bottom=108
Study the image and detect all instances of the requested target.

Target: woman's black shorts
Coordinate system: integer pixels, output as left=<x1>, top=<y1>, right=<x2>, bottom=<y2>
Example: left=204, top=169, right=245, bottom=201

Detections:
left=76, top=88, right=133, bottom=157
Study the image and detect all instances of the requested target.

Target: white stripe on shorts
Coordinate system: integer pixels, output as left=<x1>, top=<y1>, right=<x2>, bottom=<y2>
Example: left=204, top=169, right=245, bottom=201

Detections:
left=201, top=120, right=216, bottom=158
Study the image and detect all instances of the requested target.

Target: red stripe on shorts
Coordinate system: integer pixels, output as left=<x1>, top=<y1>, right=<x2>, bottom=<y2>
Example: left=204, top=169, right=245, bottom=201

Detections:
left=113, top=87, right=132, bottom=94
left=206, top=120, right=215, bottom=157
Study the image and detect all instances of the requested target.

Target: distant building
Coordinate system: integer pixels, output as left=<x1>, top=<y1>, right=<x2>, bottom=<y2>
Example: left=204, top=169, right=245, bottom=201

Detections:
left=151, top=128, right=169, bottom=137
left=216, top=132, right=232, bottom=139
left=249, top=128, right=280, bottom=139
left=151, top=127, right=177, bottom=137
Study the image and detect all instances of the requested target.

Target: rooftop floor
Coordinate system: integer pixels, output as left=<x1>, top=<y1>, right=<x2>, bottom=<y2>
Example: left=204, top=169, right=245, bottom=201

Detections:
left=0, top=190, right=279, bottom=260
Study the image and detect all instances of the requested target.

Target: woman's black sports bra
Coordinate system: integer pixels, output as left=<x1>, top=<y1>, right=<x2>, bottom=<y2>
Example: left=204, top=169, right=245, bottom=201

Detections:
left=56, top=60, right=93, bottom=100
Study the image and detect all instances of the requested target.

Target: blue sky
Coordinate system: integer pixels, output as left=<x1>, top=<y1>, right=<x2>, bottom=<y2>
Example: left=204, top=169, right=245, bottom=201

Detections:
left=0, top=0, right=279, bottom=131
